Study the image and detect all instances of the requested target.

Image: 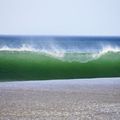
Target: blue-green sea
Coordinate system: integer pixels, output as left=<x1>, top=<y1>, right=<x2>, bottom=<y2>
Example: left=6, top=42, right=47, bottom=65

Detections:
left=0, top=36, right=120, bottom=81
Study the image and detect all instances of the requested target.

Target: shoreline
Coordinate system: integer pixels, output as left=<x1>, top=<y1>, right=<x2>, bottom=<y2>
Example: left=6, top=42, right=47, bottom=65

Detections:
left=0, top=76, right=120, bottom=82
left=0, top=78, right=120, bottom=119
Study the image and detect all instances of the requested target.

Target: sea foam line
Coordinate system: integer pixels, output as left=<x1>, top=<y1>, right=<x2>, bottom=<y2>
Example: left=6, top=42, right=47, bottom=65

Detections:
left=0, top=44, right=120, bottom=62
left=0, top=44, right=65, bottom=58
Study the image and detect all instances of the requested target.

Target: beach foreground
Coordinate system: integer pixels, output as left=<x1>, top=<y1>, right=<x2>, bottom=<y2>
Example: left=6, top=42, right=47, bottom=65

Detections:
left=0, top=78, right=120, bottom=120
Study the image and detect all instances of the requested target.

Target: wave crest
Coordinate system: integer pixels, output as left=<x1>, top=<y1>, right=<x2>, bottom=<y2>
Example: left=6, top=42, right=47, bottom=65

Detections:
left=0, top=44, right=120, bottom=63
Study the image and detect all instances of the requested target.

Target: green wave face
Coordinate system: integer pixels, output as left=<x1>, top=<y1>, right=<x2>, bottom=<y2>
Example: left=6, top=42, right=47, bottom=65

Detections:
left=0, top=51, right=120, bottom=81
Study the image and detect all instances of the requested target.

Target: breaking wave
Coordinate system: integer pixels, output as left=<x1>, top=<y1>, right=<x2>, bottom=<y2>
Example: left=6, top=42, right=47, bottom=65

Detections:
left=0, top=36, right=120, bottom=80
left=0, top=44, right=120, bottom=63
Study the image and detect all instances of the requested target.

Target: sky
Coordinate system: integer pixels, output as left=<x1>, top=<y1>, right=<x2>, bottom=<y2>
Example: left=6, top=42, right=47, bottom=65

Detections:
left=0, top=0, right=120, bottom=36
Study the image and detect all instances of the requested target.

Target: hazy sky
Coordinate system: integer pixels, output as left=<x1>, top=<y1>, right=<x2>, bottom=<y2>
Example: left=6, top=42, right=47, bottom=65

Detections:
left=0, top=0, right=120, bottom=36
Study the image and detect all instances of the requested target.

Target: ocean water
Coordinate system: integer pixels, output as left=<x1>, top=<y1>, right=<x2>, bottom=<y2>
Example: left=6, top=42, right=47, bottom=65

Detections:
left=0, top=36, right=120, bottom=81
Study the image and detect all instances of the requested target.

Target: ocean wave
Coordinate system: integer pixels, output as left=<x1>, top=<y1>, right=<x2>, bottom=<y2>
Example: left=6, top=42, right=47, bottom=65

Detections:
left=0, top=44, right=120, bottom=63
left=0, top=49, right=120, bottom=80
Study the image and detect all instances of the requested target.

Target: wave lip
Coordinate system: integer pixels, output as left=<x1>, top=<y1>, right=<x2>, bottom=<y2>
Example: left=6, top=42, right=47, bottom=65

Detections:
left=0, top=44, right=65, bottom=58
left=100, top=45, right=120, bottom=55
left=0, top=44, right=37, bottom=52
left=0, top=44, right=120, bottom=63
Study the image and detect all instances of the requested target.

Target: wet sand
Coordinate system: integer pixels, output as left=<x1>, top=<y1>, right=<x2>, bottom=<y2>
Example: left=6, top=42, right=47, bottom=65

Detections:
left=0, top=78, right=120, bottom=120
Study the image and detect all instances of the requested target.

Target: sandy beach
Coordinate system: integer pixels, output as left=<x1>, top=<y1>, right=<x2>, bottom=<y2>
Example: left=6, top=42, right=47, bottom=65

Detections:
left=0, top=78, right=120, bottom=120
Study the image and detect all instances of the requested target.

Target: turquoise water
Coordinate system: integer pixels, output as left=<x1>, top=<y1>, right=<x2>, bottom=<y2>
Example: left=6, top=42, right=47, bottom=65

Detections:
left=0, top=51, right=120, bottom=81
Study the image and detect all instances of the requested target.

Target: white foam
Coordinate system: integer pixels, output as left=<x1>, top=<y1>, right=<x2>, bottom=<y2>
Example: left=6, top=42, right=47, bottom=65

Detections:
left=0, top=44, right=120, bottom=62
left=100, top=45, right=120, bottom=55
left=0, top=44, right=65, bottom=58
left=0, top=44, right=37, bottom=52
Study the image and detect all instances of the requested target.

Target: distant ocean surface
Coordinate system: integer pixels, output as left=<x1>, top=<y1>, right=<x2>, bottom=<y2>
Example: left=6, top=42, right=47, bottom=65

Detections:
left=0, top=36, right=120, bottom=81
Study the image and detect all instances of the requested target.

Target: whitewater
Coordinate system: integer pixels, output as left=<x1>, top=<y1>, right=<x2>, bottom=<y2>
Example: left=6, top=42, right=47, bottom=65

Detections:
left=0, top=43, right=120, bottom=63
